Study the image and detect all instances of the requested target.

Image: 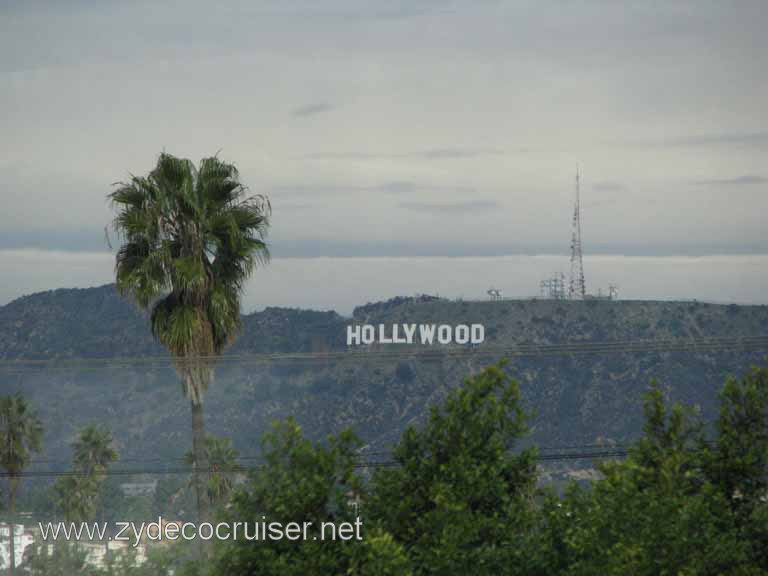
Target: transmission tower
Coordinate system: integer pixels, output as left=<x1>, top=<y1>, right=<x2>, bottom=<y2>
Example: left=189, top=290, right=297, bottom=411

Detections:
left=569, top=168, right=586, bottom=299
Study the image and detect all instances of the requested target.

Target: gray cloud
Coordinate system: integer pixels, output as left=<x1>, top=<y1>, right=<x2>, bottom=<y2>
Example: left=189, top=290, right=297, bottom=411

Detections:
left=292, top=102, right=336, bottom=118
left=378, top=181, right=416, bottom=194
left=303, top=147, right=512, bottom=162
left=671, top=132, right=768, bottom=147
left=692, top=175, right=767, bottom=186
left=422, top=147, right=506, bottom=160
left=621, top=131, right=768, bottom=149
left=1, top=0, right=767, bottom=271
left=270, top=181, right=474, bottom=197
left=377, top=181, right=474, bottom=194
left=276, top=201, right=320, bottom=211
left=592, top=181, right=625, bottom=192
left=399, top=200, right=499, bottom=213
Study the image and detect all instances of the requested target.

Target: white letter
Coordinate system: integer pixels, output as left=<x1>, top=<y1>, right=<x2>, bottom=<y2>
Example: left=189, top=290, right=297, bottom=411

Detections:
left=378, top=324, right=392, bottom=344
left=146, top=518, right=162, bottom=542
left=419, top=324, right=436, bottom=345
left=437, top=325, right=452, bottom=344
left=347, top=325, right=361, bottom=346
left=403, top=324, right=417, bottom=343
left=455, top=324, right=470, bottom=344
left=131, top=523, right=146, bottom=549
left=321, top=521, right=337, bottom=540
left=165, top=522, right=180, bottom=541
left=182, top=522, right=196, bottom=541
left=471, top=324, right=485, bottom=344
left=114, top=522, right=130, bottom=542
left=362, top=325, right=375, bottom=344
left=198, top=523, right=214, bottom=541
left=216, top=522, right=231, bottom=541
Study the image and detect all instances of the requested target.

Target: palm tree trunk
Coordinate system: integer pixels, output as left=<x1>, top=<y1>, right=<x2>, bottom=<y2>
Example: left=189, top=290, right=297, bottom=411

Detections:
left=8, top=477, right=17, bottom=576
left=190, top=398, right=211, bottom=559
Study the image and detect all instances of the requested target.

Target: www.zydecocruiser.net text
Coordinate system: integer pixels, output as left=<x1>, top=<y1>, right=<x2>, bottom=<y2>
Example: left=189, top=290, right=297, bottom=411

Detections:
left=38, top=517, right=364, bottom=548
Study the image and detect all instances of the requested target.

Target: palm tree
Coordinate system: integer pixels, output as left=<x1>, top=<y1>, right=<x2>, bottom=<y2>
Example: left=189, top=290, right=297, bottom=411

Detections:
left=184, top=435, right=243, bottom=508
left=73, top=425, right=118, bottom=482
left=73, top=424, right=117, bottom=555
left=0, top=394, right=43, bottom=576
left=53, top=474, right=99, bottom=522
left=108, top=152, right=270, bottom=554
left=54, top=427, right=115, bottom=524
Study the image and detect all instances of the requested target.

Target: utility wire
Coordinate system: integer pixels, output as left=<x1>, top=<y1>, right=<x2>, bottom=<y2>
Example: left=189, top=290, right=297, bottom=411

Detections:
left=5, top=444, right=710, bottom=479
left=18, top=444, right=634, bottom=467
left=0, top=335, right=766, bottom=373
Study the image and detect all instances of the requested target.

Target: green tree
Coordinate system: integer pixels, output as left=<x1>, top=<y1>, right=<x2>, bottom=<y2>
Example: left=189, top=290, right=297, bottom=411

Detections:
left=558, top=379, right=766, bottom=576
left=345, top=528, right=412, bottom=576
left=53, top=425, right=117, bottom=525
left=0, top=395, right=43, bottom=576
left=368, top=362, right=538, bottom=576
left=53, top=474, right=99, bottom=522
left=18, top=540, right=97, bottom=576
left=704, top=366, right=768, bottom=569
left=108, top=152, right=270, bottom=557
left=212, top=419, right=380, bottom=575
left=73, top=425, right=118, bottom=483
left=705, top=366, right=768, bottom=509
left=184, top=435, right=242, bottom=509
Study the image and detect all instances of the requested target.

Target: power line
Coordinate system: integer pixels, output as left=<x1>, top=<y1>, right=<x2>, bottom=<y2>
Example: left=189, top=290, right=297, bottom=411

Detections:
left=0, top=336, right=765, bottom=373
left=4, top=442, right=718, bottom=479
left=0, top=454, right=622, bottom=479
left=18, top=443, right=639, bottom=467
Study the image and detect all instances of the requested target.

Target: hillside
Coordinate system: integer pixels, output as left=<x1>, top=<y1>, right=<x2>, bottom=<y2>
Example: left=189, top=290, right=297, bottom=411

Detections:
left=1, top=284, right=767, bottom=474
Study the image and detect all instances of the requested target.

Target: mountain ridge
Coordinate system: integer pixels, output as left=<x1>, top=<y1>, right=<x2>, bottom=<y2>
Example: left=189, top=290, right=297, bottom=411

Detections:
left=1, top=283, right=767, bottom=473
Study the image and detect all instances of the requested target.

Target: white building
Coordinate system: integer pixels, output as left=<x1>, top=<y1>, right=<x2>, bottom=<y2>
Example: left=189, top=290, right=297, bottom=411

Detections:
left=0, top=523, right=35, bottom=569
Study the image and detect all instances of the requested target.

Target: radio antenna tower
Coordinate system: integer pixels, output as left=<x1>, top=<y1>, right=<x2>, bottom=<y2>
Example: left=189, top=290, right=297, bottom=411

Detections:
left=569, top=167, right=586, bottom=299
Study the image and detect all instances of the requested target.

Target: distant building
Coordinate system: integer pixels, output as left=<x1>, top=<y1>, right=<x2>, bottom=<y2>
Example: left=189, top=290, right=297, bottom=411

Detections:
left=0, top=523, right=35, bottom=569
left=120, top=480, right=158, bottom=497
left=80, top=540, right=147, bottom=569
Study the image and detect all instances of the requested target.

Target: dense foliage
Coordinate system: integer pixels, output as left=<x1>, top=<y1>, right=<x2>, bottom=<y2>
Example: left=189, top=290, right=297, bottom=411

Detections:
left=201, top=363, right=768, bottom=576
left=9, top=363, right=768, bottom=575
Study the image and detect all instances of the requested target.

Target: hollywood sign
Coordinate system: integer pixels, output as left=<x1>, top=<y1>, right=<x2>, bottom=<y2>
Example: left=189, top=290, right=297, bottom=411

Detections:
left=347, top=324, right=485, bottom=346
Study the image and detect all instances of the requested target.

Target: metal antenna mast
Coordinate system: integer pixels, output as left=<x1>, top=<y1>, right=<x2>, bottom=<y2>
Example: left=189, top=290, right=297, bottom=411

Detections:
left=569, top=167, right=586, bottom=299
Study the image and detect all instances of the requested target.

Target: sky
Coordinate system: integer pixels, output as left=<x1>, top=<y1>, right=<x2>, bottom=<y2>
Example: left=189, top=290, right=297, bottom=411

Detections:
left=1, top=0, right=766, bottom=312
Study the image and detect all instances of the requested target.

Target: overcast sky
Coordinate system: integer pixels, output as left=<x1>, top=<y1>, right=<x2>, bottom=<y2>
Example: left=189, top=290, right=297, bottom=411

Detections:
left=1, top=1, right=766, bottom=311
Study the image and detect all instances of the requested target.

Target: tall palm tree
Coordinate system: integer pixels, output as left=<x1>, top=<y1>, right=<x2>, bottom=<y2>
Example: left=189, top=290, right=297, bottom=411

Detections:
left=184, top=435, right=243, bottom=508
left=0, top=394, right=43, bottom=576
left=53, top=427, right=113, bottom=524
left=53, top=474, right=99, bottom=522
left=73, top=425, right=118, bottom=482
left=109, top=152, right=270, bottom=554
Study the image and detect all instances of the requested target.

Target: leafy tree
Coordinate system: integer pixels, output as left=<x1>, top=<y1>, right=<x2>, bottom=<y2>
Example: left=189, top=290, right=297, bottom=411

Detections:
left=108, top=152, right=271, bottom=557
left=368, top=362, right=538, bottom=576
left=18, top=540, right=97, bottom=576
left=345, top=528, right=412, bottom=576
left=703, top=366, right=768, bottom=568
left=211, top=419, right=388, bottom=575
left=705, top=366, right=768, bottom=510
left=0, top=395, right=43, bottom=576
left=558, top=379, right=766, bottom=575
left=98, top=543, right=195, bottom=576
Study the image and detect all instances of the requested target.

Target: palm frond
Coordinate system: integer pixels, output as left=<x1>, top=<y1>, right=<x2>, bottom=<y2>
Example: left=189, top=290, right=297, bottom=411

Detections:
left=110, top=152, right=271, bottom=380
